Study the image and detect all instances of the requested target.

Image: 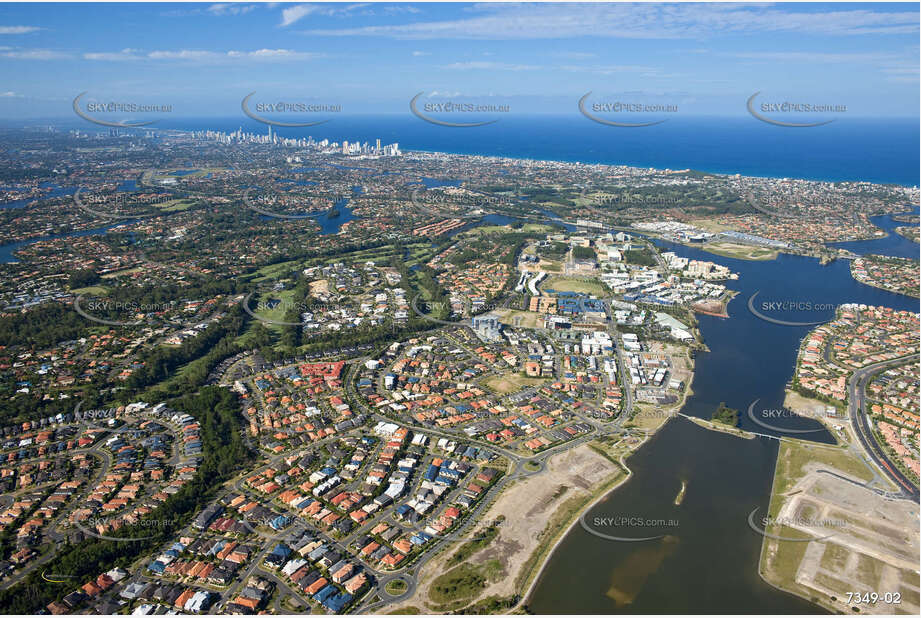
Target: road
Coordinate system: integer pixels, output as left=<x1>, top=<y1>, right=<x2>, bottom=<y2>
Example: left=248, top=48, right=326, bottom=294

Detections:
left=846, top=354, right=919, bottom=502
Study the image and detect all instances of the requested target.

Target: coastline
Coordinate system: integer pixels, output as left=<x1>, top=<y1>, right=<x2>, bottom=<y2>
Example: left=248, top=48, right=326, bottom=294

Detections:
left=520, top=351, right=697, bottom=611
left=754, top=438, right=830, bottom=613
left=52, top=120, right=921, bottom=188
left=681, top=413, right=758, bottom=439
left=755, top=436, right=919, bottom=615
left=517, top=429, right=652, bottom=611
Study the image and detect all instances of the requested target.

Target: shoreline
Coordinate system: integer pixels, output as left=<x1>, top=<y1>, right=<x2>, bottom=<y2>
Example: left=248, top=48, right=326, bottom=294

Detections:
left=849, top=259, right=920, bottom=300
left=681, top=413, right=758, bottom=439
left=35, top=122, right=921, bottom=188
left=517, top=429, right=652, bottom=611
left=519, top=358, right=697, bottom=611
left=754, top=439, right=831, bottom=613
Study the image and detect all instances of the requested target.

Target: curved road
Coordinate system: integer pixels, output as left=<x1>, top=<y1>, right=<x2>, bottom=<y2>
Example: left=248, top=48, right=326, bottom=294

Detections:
left=847, top=354, right=919, bottom=502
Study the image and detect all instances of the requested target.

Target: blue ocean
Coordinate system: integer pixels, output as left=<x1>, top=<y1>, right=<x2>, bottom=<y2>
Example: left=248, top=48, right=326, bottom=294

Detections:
left=153, top=115, right=920, bottom=187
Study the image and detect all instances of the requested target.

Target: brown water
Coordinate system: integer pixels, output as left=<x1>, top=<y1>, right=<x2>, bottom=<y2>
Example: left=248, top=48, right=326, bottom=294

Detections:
left=526, top=418, right=824, bottom=614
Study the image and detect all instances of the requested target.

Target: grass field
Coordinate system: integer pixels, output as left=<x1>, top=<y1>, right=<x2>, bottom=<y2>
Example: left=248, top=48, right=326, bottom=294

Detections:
left=701, top=241, right=779, bottom=261
left=482, top=372, right=546, bottom=395
left=542, top=276, right=607, bottom=296
left=627, top=405, right=673, bottom=431
left=429, top=560, right=504, bottom=608
left=70, top=285, right=109, bottom=295
left=385, top=579, right=409, bottom=596
left=101, top=267, right=143, bottom=279
left=463, top=225, right=512, bottom=236
left=248, top=259, right=300, bottom=283
left=250, top=288, right=295, bottom=331
left=757, top=439, right=914, bottom=614
left=772, top=438, right=872, bottom=494
left=688, top=218, right=735, bottom=233
left=156, top=198, right=196, bottom=212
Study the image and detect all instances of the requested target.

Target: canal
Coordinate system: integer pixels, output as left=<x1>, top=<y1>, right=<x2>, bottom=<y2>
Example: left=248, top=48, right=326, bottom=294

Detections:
left=528, top=220, right=918, bottom=613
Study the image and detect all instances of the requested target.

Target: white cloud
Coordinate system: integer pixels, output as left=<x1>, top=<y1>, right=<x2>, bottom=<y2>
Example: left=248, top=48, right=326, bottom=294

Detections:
left=441, top=61, right=541, bottom=71
left=552, top=51, right=597, bottom=60
left=729, top=49, right=919, bottom=83
left=208, top=4, right=256, bottom=16
left=227, top=48, right=323, bottom=60
left=411, top=50, right=430, bottom=57
left=82, top=47, right=324, bottom=63
left=83, top=48, right=144, bottom=61
left=0, top=48, right=71, bottom=60
left=731, top=51, right=909, bottom=64
left=138, top=48, right=325, bottom=63
left=280, top=4, right=324, bottom=27
left=300, top=4, right=919, bottom=39
left=280, top=3, right=373, bottom=27
left=0, top=26, right=41, bottom=35
left=558, top=63, right=663, bottom=76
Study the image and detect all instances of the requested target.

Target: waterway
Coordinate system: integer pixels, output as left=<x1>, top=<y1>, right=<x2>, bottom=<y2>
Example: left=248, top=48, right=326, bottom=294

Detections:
left=528, top=218, right=919, bottom=613
left=0, top=183, right=76, bottom=209
left=828, top=207, right=920, bottom=259
left=0, top=221, right=139, bottom=264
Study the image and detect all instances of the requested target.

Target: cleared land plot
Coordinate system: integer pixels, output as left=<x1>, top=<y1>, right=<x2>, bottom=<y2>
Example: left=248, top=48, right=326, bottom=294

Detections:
left=482, top=372, right=546, bottom=395
left=701, top=241, right=779, bottom=261
left=492, top=308, right=544, bottom=329
left=155, top=198, right=196, bottom=212
left=761, top=440, right=920, bottom=615
left=541, top=276, right=607, bottom=296
left=383, top=444, right=623, bottom=614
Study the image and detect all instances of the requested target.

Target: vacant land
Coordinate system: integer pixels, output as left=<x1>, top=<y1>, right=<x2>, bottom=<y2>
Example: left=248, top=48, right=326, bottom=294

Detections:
left=69, top=285, right=109, bottom=296
left=492, top=308, right=545, bottom=329
left=761, top=439, right=920, bottom=615
left=482, top=372, right=547, bottom=395
left=383, top=443, right=624, bottom=614
left=702, top=241, right=779, bottom=261
left=541, top=276, right=607, bottom=296
left=689, top=218, right=736, bottom=233
left=156, top=198, right=195, bottom=212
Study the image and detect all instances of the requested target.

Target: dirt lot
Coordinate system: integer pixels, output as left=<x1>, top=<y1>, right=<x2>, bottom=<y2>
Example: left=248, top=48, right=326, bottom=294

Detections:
left=382, top=443, right=624, bottom=613
left=762, top=440, right=920, bottom=614
left=492, top=308, right=545, bottom=329
left=308, top=279, right=330, bottom=295
left=481, top=372, right=546, bottom=396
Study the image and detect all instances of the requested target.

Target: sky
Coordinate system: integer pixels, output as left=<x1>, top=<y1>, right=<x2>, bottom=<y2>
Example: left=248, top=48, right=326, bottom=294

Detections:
left=0, top=2, right=918, bottom=120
